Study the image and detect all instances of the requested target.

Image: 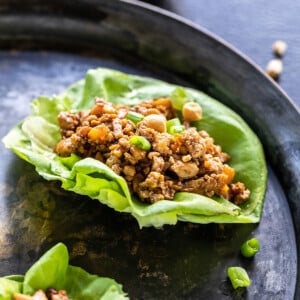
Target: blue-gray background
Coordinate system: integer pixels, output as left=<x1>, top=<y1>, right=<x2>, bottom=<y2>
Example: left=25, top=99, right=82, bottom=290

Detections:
left=146, top=0, right=300, bottom=109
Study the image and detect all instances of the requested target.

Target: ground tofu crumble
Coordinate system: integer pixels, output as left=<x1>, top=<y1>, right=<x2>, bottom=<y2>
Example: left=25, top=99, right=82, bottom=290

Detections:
left=14, top=288, right=70, bottom=300
left=54, top=97, right=250, bottom=205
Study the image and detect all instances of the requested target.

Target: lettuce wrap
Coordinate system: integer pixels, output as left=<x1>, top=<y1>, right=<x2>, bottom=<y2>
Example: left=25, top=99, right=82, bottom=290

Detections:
left=0, top=243, right=128, bottom=299
left=2, top=68, right=267, bottom=228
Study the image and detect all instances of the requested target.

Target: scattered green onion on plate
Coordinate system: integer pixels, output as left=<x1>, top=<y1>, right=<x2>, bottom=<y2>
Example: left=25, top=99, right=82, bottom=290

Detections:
left=227, top=266, right=251, bottom=289
left=241, top=238, right=260, bottom=258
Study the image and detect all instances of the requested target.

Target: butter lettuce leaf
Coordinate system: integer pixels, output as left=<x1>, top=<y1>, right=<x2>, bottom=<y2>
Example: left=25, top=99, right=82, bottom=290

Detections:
left=2, top=68, right=267, bottom=228
left=0, top=278, right=22, bottom=299
left=0, top=243, right=128, bottom=300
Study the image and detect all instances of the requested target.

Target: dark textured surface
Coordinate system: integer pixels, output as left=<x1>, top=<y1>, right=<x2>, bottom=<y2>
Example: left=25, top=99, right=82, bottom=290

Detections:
left=0, top=1, right=299, bottom=299
left=147, top=0, right=300, bottom=109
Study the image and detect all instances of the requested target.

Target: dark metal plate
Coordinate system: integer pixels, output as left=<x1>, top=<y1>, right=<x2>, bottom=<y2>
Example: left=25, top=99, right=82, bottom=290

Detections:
left=0, top=1, right=299, bottom=299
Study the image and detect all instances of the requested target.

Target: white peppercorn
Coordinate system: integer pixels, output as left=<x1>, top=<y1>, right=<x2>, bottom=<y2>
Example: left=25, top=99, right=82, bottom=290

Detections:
left=272, top=40, right=287, bottom=57
left=266, top=59, right=283, bottom=79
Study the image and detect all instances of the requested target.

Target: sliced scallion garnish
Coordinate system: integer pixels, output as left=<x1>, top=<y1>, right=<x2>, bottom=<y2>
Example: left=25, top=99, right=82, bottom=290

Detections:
left=169, top=125, right=185, bottom=135
left=129, top=136, right=151, bottom=150
left=127, top=111, right=144, bottom=124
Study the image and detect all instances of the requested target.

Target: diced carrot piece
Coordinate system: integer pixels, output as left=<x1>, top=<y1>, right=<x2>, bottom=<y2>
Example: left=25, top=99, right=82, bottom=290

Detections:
left=204, top=160, right=212, bottom=169
left=153, top=97, right=171, bottom=107
left=223, top=165, right=235, bottom=184
left=220, top=184, right=229, bottom=196
left=88, top=126, right=109, bottom=142
left=90, top=103, right=104, bottom=116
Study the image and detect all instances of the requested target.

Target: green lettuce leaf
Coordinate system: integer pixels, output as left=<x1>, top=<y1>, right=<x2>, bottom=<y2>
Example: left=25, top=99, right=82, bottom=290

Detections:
left=2, top=68, right=267, bottom=228
left=0, top=243, right=128, bottom=300
left=0, top=278, right=22, bottom=299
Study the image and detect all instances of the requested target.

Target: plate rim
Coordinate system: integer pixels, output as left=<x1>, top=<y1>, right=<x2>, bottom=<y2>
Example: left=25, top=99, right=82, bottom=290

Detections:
left=0, top=0, right=299, bottom=298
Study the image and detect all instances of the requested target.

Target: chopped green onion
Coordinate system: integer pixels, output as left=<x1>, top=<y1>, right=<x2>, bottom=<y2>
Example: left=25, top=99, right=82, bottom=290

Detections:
left=170, top=87, right=189, bottom=110
left=129, top=136, right=151, bottom=150
left=166, top=118, right=185, bottom=135
left=167, top=118, right=181, bottom=132
left=127, top=111, right=144, bottom=124
left=169, top=125, right=185, bottom=135
left=227, top=267, right=251, bottom=289
left=241, top=238, right=260, bottom=258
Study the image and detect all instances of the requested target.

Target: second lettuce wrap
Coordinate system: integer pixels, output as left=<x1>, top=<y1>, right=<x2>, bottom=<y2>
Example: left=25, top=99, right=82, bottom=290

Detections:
left=0, top=243, right=128, bottom=300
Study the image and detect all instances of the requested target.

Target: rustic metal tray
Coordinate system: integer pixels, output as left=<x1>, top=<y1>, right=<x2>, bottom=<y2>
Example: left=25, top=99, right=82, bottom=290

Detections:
left=0, top=1, right=299, bottom=299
